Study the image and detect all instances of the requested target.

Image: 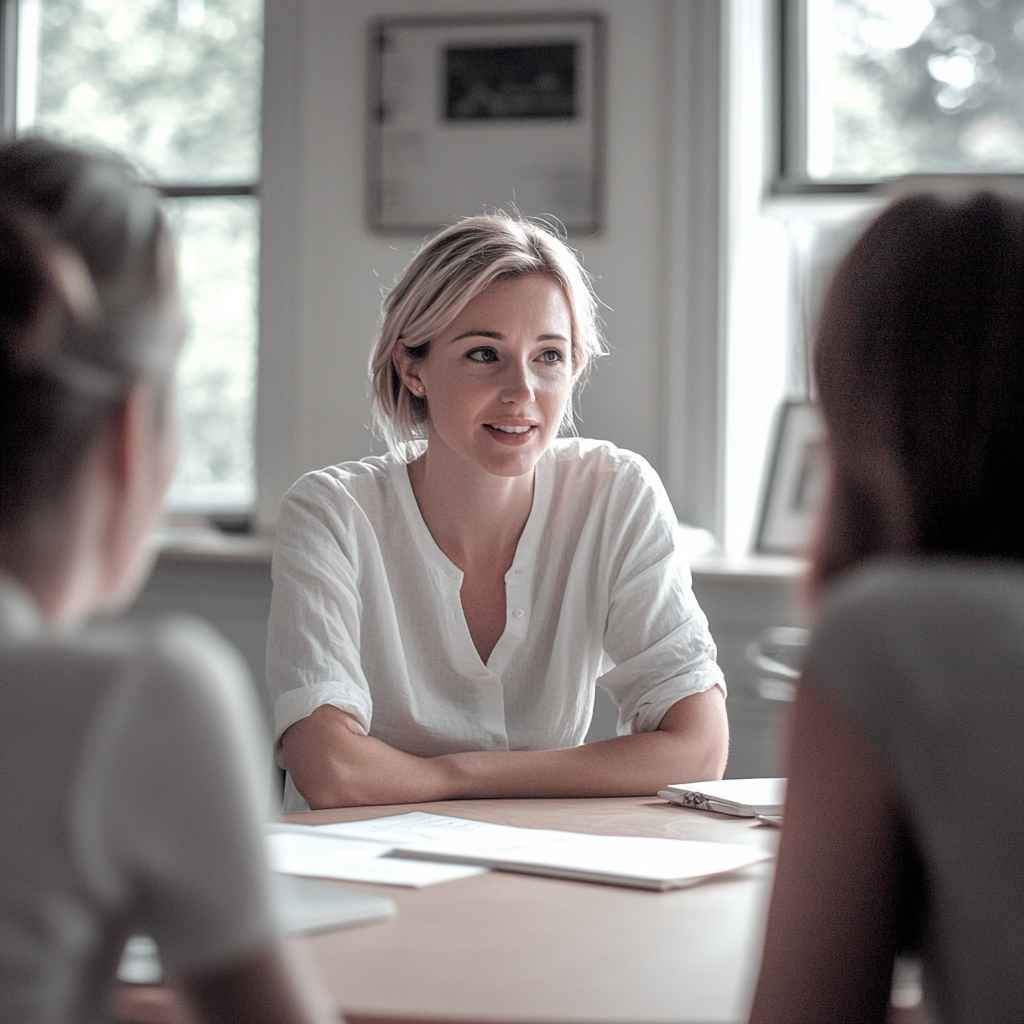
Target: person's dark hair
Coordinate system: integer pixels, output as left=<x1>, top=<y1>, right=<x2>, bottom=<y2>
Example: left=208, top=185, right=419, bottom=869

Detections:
left=0, top=135, right=177, bottom=533
left=808, top=190, right=1024, bottom=598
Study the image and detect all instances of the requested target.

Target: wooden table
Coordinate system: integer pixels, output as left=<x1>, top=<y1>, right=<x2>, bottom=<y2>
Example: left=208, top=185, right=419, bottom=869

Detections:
left=117, top=797, right=779, bottom=1024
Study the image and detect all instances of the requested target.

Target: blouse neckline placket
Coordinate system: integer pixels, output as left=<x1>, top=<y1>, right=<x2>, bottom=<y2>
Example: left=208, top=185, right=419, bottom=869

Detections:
left=483, top=450, right=554, bottom=678
left=393, top=450, right=554, bottom=678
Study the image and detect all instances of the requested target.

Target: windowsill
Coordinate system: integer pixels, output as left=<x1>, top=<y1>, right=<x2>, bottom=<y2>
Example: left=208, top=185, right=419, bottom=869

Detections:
left=691, top=551, right=805, bottom=581
left=150, top=526, right=275, bottom=564
left=148, top=522, right=804, bottom=579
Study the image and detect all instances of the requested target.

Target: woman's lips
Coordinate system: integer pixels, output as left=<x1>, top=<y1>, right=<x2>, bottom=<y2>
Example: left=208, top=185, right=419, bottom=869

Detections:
left=483, top=424, right=538, bottom=445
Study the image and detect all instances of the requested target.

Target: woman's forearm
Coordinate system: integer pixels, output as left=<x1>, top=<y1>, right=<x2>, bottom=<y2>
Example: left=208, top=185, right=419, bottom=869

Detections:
left=440, top=733, right=710, bottom=800
left=440, top=689, right=728, bottom=798
left=281, top=707, right=451, bottom=809
left=283, top=690, right=727, bottom=809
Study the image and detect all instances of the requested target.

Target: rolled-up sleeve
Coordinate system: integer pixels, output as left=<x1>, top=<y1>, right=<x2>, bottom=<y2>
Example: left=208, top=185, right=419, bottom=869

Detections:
left=266, top=475, right=373, bottom=763
left=598, top=459, right=725, bottom=735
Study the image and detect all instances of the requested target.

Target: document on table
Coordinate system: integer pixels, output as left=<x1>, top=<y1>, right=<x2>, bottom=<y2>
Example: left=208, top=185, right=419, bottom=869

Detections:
left=318, top=812, right=771, bottom=891
left=265, top=825, right=486, bottom=887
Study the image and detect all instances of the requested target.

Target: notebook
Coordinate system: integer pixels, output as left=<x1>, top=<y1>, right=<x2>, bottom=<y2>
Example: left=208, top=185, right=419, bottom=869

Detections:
left=658, top=778, right=787, bottom=817
left=117, top=874, right=395, bottom=985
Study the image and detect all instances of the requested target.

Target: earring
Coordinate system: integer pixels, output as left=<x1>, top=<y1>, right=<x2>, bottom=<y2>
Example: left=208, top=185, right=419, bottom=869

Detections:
left=411, top=382, right=425, bottom=397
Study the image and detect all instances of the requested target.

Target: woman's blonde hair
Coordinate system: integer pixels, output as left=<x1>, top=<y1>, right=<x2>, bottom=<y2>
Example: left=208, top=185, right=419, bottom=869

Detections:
left=369, top=213, right=605, bottom=458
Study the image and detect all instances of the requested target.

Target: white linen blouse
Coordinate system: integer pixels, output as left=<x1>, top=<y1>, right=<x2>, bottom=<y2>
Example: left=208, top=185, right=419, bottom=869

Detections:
left=267, top=438, right=725, bottom=812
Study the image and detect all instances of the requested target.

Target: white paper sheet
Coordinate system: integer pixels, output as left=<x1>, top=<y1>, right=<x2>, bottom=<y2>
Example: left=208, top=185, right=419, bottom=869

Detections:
left=316, top=811, right=511, bottom=845
left=265, top=829, right=486, bottom=888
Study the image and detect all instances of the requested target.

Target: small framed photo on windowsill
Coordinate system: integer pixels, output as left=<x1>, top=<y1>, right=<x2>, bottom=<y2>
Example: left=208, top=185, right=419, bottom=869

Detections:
left=755, top=401, right=826, bottom=556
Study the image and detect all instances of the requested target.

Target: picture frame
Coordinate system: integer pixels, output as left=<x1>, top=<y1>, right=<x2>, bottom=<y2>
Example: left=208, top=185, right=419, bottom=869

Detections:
left=754, top=400, right=826, bottom=556
left=367, top=13, right=606, bottom=235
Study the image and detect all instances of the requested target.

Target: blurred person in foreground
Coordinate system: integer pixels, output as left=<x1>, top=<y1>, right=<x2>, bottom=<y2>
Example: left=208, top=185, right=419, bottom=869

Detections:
left=0, top=136, right=328, bottom=1024
left=748, top=191, right=1024, bottom=1023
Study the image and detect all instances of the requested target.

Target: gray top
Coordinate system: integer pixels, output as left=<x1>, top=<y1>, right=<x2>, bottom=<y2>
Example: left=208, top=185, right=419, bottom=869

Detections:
left=805, top=558, right=1024, bottom=1024
left=0, top=577, right=278, bottom=1024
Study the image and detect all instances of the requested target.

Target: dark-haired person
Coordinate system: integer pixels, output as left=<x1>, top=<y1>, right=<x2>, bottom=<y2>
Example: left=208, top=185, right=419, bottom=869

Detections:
left=0, top=137, right=327, bottom=1023
left=749, top=191, right=1024, bottom=1023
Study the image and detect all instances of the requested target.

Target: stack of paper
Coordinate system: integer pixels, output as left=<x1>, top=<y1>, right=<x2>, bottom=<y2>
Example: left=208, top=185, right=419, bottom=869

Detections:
left=318, top=812, right=771, bottom=891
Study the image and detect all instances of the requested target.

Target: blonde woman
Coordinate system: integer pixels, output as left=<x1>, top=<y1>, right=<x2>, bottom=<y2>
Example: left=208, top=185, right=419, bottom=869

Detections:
left=268, top=215, right=728, bottom=811
left=0, top=137, right=327, bottom=1023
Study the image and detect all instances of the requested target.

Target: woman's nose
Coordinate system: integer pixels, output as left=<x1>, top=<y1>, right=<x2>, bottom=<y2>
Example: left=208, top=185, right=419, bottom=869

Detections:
left=499, top=361, right=535, bottom=402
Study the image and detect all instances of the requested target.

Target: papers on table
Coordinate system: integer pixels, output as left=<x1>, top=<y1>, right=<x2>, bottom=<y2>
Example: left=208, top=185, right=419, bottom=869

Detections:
left=317, top=812, right=771, bottom=891
left=659, top=778, right=787, bottom=817
left=265, top=824, right=486, bottom=888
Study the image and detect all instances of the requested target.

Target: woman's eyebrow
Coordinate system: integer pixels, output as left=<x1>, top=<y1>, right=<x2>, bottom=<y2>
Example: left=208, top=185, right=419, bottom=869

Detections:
left=450, top=329, right=503, bottom=343
left=449, top=329, right=569, bottom=343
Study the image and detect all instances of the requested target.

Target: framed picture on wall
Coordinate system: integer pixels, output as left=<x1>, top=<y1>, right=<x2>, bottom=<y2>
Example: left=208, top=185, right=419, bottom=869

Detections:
left=755, top=401, right=826, bottom=556
left=367, top=13, right=606, bottom=234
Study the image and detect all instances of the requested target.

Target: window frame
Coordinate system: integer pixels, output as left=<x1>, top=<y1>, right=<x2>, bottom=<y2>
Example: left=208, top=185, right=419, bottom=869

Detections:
left=775, top=0, right=881, bottom=194
left=0, top=0, right=262, bottom=527
left=0, top=2, right=15, bottom=133
left=774, top=0, right=1024, bottom=197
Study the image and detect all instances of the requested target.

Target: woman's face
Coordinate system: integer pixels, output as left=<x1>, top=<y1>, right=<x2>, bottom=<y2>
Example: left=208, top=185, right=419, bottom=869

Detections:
left=403, top=273, right=575, bottom=479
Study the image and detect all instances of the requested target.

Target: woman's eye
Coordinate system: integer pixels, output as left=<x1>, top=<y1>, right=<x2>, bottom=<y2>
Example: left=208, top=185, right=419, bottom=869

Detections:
left=538, top=348, right=566, bottom=364
left=466, top=347, right=498, bottom=363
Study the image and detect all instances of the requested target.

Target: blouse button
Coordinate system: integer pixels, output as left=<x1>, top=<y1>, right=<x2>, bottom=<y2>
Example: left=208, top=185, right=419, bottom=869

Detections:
left=512, top=608, right=526, bottom=619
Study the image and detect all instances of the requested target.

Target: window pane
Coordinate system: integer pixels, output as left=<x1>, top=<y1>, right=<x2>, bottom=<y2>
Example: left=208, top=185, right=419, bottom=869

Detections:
left=803, top=0, right=1024, bottom=179
left=16, top=0, right=262, bottom=182
left=166, top=197, right=257, bottom=512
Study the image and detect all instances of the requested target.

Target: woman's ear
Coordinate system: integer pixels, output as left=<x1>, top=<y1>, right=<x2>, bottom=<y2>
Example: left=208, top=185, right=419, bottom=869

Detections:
left=571, top=349, right=586, bottom=384
left=107, top=385, right=148, bottom=492
left=393, top=347, right=426, bottom=398
left=91, top=381, right=174, bottom=614
left=106, top=381, right=174, bottom=504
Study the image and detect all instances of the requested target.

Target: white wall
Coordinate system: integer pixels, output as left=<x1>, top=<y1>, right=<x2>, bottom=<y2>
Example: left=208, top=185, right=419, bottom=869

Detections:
left=257, top=0, right=725, bottom=534
left=720, top=0, right=791, bottom=554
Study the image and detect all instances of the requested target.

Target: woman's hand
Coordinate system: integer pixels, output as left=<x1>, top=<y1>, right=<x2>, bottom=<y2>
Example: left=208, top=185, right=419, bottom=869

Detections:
left=182, top=941, right=333, bottom=1024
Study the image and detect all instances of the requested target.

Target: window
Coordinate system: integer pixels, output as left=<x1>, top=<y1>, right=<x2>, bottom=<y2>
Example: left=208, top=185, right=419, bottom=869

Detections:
left=727, top=0, right=1024, bottom=553
left=780, top=0, right=1024, bottom=189
left=2, top=0, right=263, bottom=515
